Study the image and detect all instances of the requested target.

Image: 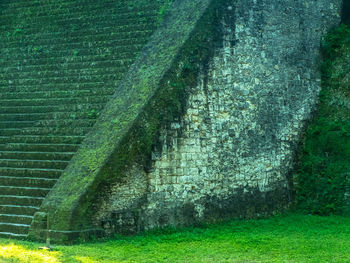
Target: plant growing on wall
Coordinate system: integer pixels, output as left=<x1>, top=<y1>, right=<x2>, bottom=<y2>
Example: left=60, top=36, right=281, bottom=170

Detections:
left=295, top=24, right=350, bottom=215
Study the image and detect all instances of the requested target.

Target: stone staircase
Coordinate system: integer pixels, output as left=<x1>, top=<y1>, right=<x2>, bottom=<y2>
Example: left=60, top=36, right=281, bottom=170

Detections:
left=0, top=0, right=169, bottom=238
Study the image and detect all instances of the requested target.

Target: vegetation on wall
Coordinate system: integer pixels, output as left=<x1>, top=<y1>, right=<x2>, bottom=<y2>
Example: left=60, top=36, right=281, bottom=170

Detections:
left=295, top=24, right=350, bottom=215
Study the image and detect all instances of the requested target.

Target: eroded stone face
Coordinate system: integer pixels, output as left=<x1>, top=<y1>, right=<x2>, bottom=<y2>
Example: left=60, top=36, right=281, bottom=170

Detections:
left=95, top=0, right=343, bottom=233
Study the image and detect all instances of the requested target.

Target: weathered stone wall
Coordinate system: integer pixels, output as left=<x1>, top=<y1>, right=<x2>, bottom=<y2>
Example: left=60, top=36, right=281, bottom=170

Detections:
left=95, top=0, right=342, bottom=234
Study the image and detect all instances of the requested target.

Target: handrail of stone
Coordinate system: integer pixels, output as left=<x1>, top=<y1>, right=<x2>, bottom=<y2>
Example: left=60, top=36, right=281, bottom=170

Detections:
left=28, top=0, right=218, bottom=243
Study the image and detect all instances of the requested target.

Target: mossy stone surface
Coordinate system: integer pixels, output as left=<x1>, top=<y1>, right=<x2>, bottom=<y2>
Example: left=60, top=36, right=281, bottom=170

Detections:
left=295, top=25, right=350, bottom=215
left=31, top=0, right=217, bottom=243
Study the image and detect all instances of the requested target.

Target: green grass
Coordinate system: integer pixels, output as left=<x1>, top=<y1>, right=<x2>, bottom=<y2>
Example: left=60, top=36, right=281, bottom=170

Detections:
left=1, top=214, right=350, bottom=262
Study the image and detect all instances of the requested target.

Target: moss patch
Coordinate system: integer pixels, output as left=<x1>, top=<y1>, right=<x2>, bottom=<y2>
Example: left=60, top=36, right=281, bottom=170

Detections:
left=294, top=24, right=350, bottom=215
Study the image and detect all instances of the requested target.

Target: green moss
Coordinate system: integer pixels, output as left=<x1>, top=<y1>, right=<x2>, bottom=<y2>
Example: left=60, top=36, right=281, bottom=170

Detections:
left=81, top=0, right=226, bottom=228
left=33, top=0, right=225, bottom=242
left=295, top=24, right=350, bottom=215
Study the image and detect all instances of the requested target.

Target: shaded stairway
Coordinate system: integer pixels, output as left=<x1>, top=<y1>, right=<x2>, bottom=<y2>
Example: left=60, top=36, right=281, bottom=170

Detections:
left=0, top=0, right=171, bottom=238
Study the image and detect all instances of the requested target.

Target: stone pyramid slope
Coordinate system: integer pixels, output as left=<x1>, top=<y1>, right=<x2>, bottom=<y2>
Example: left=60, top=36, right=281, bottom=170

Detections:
left=30, top=0, right=216, bottom=243
left=0, top=0, right=171, bottom=238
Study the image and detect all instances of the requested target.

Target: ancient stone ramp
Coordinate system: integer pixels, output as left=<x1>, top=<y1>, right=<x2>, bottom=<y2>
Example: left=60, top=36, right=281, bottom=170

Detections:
left=0, top=0, right=172, bottom=238
left=29, top=0, right=217, bottom=243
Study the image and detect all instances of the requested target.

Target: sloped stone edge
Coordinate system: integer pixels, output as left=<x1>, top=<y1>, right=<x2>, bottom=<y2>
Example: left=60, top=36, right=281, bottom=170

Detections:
left=29, top=0, right=219, bottom=243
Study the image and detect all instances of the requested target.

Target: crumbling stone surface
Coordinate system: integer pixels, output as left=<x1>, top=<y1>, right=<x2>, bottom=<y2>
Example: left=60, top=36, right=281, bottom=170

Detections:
left=95, top=0, right=342, bottom=234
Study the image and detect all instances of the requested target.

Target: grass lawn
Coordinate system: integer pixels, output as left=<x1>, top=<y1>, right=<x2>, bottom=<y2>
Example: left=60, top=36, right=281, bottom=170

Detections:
left=0, top=214, right=349, bottom=263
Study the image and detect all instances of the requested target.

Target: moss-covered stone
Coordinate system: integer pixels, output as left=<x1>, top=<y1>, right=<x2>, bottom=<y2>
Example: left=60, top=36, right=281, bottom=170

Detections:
left=0, top=0, right=175, bottom=239
left=30, top=0, right=219, bottom=243
left=294, top=24, right=350, bottom=215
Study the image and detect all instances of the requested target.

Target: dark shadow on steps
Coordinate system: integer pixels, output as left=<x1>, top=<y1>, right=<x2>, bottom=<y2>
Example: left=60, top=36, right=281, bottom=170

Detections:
left=342, top=0, right=350, bottom=24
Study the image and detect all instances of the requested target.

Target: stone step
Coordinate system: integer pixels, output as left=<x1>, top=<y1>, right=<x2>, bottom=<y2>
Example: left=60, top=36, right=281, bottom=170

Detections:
left=1, top=0, right=127, bottom=9
left=3, top=16, right=158, bottom=36
left=0, top=119, right=96, bottom=129
left=0, top=176, right=57, bottom=189
left=0, top=47, right=137, bottom=61
left=0, top=223, right=30, bottom=235
left=1, top=73, right=122, bottom=87
left=0, top=39, right=145, bottom=56
left=0, top=112, right=48, bottom=122
left=0, top=159, right=69, bottom=169
left=0, top=151, right=74, bottom=161
left=0, top=214, right=33, bottom=225
left=34, top=119, right=97, bottom=128
left=1, top=58, right=132, bottom=75
left=1, top=66, right=128, bottom=82
left=0, top=74, right=122, bottom=86
left=3, top=25, right=155, bottom=39
left=1, top=13, right=158, bottom=31
left=0, top=195, right=44, bottom=207
left=2, top=25, right=154, bottom=47
left=0, top=167, right=62, bottom=179
left=0, top=80, right=107, bottom=92
left=1, top=69, right=127, bottom=84
left=0, top=121, right=36, bottom=129
left=1, top=46, right=143, bottom=64
left=0, top=2, right=159, bottom=18
left=0, top=102, right=105, bottom=114
left=3, top=11, right=157, bottom=26
left=0, top=96, right=108, bottom=107
left=0, top=204, right=40, bottom=215
left=0, top=126, right=90, bottom=136
left=0, top=89, right=115, bottom=100
left=0, top=135, right=84, bottom=144
left=0, top=48, right=138, bottom=67
left=0, top=185, right=51, bottom=198
left=1, top=61, right=136, bottom=78
left=0, top=112, right=101, bottom=122
left=1, top=12, right=157, bottom=26
left=6, top=28, right=155, bottom=45
left=2, top=1, right=160, bottom=18
left=0, top=151, right=75, bottom=161
left=0, top=143, right=79, bottom=152
left=2, top=0, right=154, bottom=7
left=1, top=75, right=122, bottom=88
